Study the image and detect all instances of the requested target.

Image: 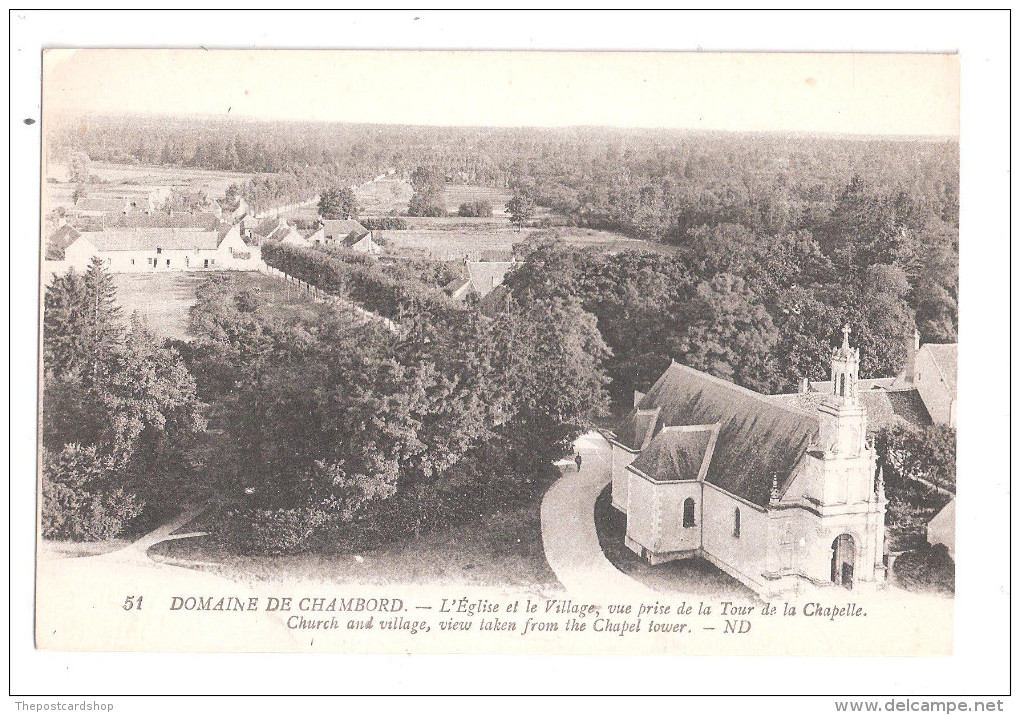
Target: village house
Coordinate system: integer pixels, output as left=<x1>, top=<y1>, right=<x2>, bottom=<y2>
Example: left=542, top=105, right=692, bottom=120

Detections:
left=245, top=216, right=291, bottom=245
left=278, top=226, right=311, bottom=248
left=605, top=327, right=887, bottom=598
left=105, top=210, right=222, bottom=230
left=45, top=223, right=82, bottom=260
left=894, top=335, right=957, bottom=427
left=63, top=223, right=257, bottom=273
left=443, top=260, right=517, bottom=301
left=306, top=219, right=381, bottom=254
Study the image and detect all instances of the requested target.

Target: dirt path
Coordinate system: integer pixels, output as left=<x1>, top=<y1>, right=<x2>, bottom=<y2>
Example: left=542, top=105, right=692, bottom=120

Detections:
left=35, top=506, right=301, bottom=651
left=541, top=432, right=657, bottom=599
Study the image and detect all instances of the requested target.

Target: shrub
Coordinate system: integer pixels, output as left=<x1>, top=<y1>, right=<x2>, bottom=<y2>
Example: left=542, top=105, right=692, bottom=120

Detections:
left=41, top=445, right=143, bottom=541
left=457, top=200, right=493, bottom=218
left=893, top=543, right=955, bottom=595
left=361, top=217, right=407, bottom=231
left=220, top=507, right=320, bottom=555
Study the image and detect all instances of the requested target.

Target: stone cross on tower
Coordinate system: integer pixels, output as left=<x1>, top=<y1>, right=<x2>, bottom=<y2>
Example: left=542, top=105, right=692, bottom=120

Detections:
left=830, top=323, right=860, bottom=405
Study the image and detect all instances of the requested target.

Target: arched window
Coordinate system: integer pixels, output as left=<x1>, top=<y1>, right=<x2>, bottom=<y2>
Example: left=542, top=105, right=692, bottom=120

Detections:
left=839, top=373, right=846, bottom=397
left=733, top=507, right=741, bottom=538
left=683, top=498, right=696, bottom=528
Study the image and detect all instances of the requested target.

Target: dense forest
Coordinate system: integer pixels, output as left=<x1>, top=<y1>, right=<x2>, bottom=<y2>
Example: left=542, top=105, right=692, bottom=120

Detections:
left=50, top=116, right=958, bottom=234
left=51, top=115, right=958, bottom=348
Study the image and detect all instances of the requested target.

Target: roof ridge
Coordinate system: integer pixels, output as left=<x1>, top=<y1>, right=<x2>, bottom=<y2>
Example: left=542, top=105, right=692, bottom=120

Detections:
left=659, top=423, right=718, bottom=433
left=668, top=361, right=819, bottom=420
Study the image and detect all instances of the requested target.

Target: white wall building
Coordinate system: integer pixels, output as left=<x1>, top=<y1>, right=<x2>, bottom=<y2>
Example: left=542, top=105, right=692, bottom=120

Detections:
left=63, top=224, right=258, bottom=273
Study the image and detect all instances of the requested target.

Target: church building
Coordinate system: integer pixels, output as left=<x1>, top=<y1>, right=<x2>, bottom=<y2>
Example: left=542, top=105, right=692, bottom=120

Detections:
left=605, top=327, right=887, bottom=598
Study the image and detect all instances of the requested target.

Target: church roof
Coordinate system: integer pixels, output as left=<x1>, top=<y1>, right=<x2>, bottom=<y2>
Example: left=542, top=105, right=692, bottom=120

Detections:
left=612, top=407, right=661, bottom=452
left=629, top=425, right=717, bottom=483
left=808, top=377, right=896, bottom=392
left=625, top=361, right=819, bottom=508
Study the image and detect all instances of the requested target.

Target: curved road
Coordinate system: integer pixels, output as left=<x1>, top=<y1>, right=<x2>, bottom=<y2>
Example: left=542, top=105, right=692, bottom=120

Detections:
left=541, top=432, right=657, bottom=599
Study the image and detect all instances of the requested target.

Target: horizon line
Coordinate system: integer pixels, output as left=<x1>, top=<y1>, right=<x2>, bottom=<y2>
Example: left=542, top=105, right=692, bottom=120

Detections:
left=50, top=110, right=960, bottom=142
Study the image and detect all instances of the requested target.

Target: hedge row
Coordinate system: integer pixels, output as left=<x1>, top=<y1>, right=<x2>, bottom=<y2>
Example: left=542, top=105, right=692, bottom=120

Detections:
left=261, top=241, right=453, bottom=322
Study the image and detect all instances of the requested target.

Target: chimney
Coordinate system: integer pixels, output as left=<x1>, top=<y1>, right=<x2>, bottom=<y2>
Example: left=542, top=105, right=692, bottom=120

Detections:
left=904, top=328, right=920, bottom=383
left=799, top=377, right=809, bottom=394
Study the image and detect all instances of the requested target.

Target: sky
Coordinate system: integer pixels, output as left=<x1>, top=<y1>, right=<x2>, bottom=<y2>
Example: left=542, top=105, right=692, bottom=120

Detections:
left=44, top=49, right=959, bottom=136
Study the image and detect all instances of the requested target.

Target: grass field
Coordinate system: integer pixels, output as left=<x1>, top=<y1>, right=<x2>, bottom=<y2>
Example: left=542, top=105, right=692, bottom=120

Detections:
left=355, top=178, right=413, bottom=215
left=354, top=180, right=512, bottom=218
left=112, top=271, right=325, bottom=342
left=45, top=161, right=254, bottom=214
left=444, top=184, right=512, bottom=213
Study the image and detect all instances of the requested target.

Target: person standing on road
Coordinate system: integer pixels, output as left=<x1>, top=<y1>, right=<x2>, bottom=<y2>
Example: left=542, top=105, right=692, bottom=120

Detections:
left=575, top=454, right=583, bottom=472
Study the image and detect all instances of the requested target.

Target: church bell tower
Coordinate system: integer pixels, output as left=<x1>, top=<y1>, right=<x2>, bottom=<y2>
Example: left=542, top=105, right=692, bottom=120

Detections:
left=818, top=325, right=867, bottom=458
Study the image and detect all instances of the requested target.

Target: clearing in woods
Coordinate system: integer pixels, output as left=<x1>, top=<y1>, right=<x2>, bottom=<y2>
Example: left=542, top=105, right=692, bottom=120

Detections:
left=377, top=224, right=679, bottom=261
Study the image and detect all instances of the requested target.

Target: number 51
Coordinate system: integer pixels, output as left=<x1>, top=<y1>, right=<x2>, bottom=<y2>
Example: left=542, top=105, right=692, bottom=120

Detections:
left=123, top=596, right=144, bottom=611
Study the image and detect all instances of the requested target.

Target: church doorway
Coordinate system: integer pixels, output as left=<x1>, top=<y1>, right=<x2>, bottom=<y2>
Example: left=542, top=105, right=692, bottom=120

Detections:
left=831, top=534, right=855, bottom=589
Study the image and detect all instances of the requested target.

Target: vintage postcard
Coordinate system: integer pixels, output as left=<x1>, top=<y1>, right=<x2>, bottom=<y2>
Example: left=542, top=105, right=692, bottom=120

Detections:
left=35, top=48, right=960, bottom=656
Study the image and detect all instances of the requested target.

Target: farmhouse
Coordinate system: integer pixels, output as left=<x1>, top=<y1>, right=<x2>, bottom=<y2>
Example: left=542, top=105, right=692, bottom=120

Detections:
left=606, top=327, right=887, bottom=598
left=321, top=219, right=370, bottom=243
left=895, top=336, right=957, bottom=427
left=63, top=223, right=257, bottom=273
left=222, top=196, right=249, bottom=224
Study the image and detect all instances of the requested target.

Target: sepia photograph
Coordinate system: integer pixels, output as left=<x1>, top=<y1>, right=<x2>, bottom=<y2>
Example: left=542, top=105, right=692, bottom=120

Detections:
left=10, top=8, right=1011, bottom=704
